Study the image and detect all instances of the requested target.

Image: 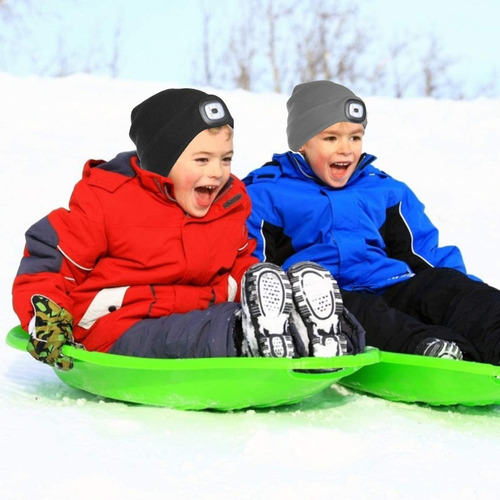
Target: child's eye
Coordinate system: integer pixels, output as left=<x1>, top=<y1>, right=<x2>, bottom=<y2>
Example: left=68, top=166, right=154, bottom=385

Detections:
left=351, top=135, right=362, bottom=141
left=325, top=136, right=337, bottom=142
left=195, top=157, right=209, bottom=164
left=223, top=156, right=233, bottom=164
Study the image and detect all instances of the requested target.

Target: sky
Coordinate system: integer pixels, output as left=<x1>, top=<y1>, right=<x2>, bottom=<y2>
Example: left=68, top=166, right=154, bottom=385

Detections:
left=2, top=0, right=500, bottom=97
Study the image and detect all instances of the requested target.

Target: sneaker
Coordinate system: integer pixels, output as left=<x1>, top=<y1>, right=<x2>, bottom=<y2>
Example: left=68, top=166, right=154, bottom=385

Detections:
left=287, top=261, right=347, bottom=357
left=241, top=263, right=295, bottom=357
left=415, top=337, right=464, bottom=360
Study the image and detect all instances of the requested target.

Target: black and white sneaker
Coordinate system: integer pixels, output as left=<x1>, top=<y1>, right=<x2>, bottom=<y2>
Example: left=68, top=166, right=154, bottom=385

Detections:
left=287, top=261, right=347, bottom=357
left=241, top=263, right=295, bottom=358
left=415, top=337, right=464, bottom=360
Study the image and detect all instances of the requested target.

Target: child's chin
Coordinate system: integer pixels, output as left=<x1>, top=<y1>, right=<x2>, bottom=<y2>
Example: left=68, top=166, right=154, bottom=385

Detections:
left=327, top=178, right=348, bottom=188
left=186, top=205, right=211, bottom=218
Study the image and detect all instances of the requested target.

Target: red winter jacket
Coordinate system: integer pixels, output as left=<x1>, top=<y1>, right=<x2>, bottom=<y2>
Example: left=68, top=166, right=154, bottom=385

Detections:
left=13, top=152, right=258, bottom=351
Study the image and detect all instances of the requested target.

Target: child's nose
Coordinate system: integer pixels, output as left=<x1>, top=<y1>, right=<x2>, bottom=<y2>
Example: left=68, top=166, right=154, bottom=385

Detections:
left=337, top=138, right=352, bottom=154
left=208, top=160, right=223, bottom=177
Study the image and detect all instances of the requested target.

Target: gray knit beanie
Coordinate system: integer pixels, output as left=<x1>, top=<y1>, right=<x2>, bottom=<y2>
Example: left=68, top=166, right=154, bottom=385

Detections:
left=286, top=80, right=367, bottom=151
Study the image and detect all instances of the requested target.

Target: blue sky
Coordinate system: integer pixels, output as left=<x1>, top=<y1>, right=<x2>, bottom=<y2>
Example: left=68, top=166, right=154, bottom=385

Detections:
left=6, top=0, right=500, bottom=97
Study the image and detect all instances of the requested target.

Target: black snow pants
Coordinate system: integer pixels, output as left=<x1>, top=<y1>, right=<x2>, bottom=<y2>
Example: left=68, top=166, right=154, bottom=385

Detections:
left=342, top=267, right=500, bottom=365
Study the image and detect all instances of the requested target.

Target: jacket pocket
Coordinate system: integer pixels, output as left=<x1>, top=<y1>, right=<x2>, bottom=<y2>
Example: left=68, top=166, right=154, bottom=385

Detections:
left=77, top=286, right=130, bottom=329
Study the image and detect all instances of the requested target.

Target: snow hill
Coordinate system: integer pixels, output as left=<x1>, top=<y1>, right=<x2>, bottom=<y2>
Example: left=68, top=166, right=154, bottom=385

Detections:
left=1, top=73, right=500, bottom=499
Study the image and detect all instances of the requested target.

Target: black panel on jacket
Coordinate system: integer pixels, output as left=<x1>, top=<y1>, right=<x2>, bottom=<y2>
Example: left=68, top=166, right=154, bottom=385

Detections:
left=379, top=203, right=432, bottom=273
left=262, top=220, right=295, bottom=266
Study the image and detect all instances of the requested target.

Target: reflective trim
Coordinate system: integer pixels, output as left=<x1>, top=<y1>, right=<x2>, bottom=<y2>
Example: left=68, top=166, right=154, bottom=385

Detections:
left=57, top=245, right=94, bottom=272
left=397, top=202, right=434, bottom=269
left=259, top=219, right=267, bottom=262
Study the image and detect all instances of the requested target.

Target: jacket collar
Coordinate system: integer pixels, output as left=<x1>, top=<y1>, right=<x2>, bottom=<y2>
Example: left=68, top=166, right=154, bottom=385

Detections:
left=274, top=151, right=378, bottom=187
left=94, top=152, right=241, bottom=217
left=129, top=154, right=176, bottom=199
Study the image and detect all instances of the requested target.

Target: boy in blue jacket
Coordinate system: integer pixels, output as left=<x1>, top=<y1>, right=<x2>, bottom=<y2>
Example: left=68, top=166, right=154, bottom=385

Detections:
left=244, top=80, right=500, bottom=365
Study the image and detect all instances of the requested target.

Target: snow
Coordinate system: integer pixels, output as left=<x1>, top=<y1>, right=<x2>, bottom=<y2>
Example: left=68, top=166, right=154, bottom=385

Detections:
left=2, top=73, right=500, bottom=499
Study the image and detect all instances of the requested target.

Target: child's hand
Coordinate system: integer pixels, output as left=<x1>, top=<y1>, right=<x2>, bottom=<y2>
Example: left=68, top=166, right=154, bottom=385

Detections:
left=28, top=295, right=76, bottom=371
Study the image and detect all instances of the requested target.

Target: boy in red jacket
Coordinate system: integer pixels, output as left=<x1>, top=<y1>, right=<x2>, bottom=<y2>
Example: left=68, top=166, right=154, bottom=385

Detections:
left=13, top=88, right=363, bottom=370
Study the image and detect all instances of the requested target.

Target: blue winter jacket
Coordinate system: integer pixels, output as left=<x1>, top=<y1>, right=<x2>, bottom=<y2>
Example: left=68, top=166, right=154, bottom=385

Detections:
left=243, top=151, right=471, bottom=293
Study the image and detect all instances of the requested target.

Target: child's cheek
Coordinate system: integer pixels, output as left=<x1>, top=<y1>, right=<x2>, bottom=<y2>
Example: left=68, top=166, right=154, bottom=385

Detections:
left=178, top=171, right=199, bottom=192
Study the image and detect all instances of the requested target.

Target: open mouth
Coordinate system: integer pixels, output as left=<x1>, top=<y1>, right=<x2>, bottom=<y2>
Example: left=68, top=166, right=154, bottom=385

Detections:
left=194, top=185, right=219, bottom=206
left=330, top=162, right=351, bottom=176
left=331, top=162, right=350, bottom=170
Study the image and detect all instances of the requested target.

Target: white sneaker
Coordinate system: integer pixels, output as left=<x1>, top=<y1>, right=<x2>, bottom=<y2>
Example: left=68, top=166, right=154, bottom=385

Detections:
left=415, top=337, right=464, bottom=360
left=241, top=263, right=295, bottom=357
left=287, top=261, right=347, bottom=357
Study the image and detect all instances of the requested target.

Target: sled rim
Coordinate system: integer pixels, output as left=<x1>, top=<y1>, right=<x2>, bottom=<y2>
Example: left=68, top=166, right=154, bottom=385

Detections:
left=6, top=325, right=379, bottom=371
left=6, top=325, right=380, bottom=410
left=378, top=350, right=500, bottom=376
left=340, top=349, right=500, bottom=406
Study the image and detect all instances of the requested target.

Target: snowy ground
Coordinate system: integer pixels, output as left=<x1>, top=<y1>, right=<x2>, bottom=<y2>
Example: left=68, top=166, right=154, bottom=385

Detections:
left=1, top=74, right=500, bottom=499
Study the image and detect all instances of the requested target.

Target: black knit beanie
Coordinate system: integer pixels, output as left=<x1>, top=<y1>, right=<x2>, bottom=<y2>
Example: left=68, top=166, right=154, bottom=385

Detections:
left=129, top=88, right=234, bottom=177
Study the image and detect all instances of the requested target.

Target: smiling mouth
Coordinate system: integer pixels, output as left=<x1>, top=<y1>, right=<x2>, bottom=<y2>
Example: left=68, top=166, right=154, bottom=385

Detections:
left=330, top=162, right=351, bottom=173
left=331, top=162, right=350, bottom=170
left=195, top=185, right=219, bottom=206
left=195, top=185, right=218, bottom=194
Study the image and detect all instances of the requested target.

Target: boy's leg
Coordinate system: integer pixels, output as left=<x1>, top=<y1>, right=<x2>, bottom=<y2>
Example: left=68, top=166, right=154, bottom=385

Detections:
left=342, top=289, right=469, bottom=357
left=383, top=268, right=500, bottom=364
left=108, top=302, right=241, bottom=358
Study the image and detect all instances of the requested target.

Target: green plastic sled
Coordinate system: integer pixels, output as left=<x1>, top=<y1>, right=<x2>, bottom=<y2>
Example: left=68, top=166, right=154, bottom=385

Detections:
left=340, top=349, right=500, bottom=406
left=6, top=325, right=379, bottom=410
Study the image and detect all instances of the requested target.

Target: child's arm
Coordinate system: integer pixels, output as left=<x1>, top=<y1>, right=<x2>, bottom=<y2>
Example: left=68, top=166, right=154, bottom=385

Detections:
left=245, top=193, right=294, bottom=267
left=383, top=186, right=469, bottom=274
left=13, top=181, right=107, bottom=331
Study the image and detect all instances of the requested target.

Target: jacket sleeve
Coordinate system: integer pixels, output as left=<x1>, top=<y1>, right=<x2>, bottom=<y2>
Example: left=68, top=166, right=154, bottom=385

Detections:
left=12, top=181, right=107, bottom=329
left=381, top=184, right=470, bottom=275
left=245, top=181, right=296, bottom=267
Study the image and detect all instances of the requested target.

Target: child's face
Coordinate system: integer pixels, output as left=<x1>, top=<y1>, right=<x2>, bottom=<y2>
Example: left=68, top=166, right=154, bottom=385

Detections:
left=298, top=121, right=364, bottom=188
left=168, top=127, right=233, bottom=217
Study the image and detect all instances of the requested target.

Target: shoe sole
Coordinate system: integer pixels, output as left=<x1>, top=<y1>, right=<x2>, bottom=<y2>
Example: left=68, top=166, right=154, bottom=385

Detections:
left=242, top=263, right=294, bottom=358
left=288, top=262, right=344, bottom=357
left=288, top=261, right=343, bottom=323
